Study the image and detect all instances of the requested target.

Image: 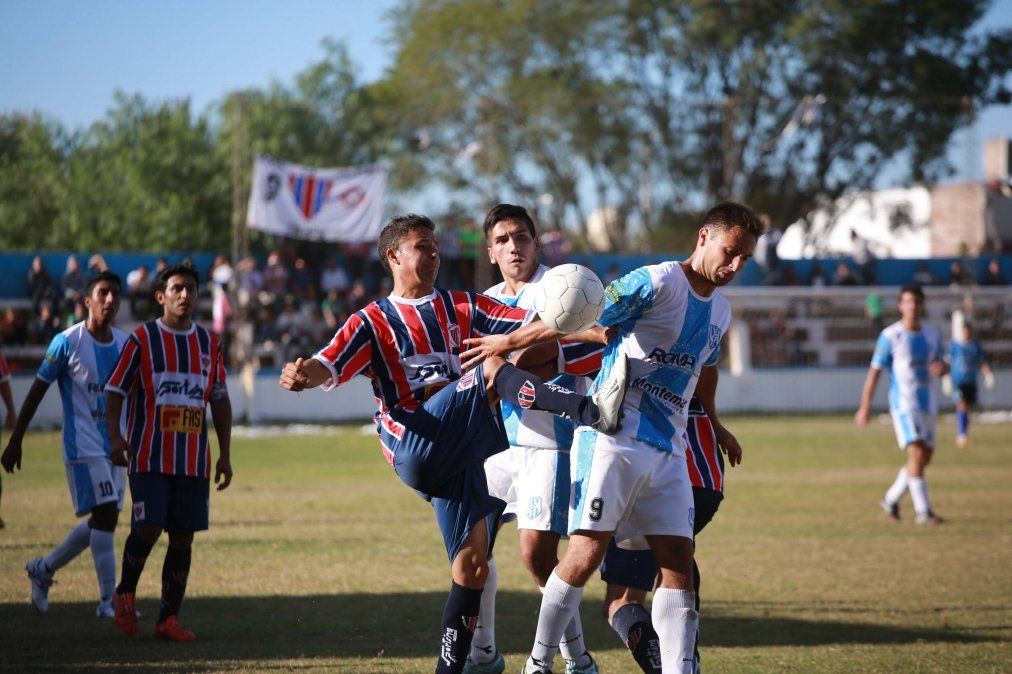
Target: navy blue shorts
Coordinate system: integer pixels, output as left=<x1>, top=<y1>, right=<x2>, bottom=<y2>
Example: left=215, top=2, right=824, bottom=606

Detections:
left=129, top=472, right=210, bottom=534
left=384, top=363, right=510, bottom=561
left=600, top=487, right=723, bottom=591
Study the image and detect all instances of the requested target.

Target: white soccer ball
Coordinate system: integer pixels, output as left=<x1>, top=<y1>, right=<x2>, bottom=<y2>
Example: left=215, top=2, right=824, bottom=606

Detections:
left=533, top=264, right=605, bottom=334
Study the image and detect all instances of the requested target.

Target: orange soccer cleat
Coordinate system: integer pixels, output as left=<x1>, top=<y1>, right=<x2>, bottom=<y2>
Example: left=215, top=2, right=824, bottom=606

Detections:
left=153, top=615, right=196, bottom=641
left=113, top=592, right=139, bottom=635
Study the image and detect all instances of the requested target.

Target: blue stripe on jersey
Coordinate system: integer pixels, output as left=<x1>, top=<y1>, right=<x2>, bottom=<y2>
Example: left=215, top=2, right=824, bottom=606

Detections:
left=502, top=401, right=521, bottom=440
left=93, top=340, right=122, bottom=453
left=57, top=366, right=78, bottom=460
left=910, top=333, right=931, bottom=411
left=147, top=322, right=166, bottom=373
left=550, top=450, right=570, bottom=534
left=436, top=290, right=460, bottom=355
left=571, top=430, right=597, bottom=529
left=377, top=298, right=416, bottom=358
left=685, top=421, right=714, bottom=489
left=417, top=302, right=448, bottom=354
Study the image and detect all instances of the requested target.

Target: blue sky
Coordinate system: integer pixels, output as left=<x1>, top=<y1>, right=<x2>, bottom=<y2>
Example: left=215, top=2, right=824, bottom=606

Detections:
left=1, top=0, right=1009, bottom=184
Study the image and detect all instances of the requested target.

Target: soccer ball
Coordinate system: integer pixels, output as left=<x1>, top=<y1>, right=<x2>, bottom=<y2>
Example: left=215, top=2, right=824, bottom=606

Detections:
left=533, top=264, right=605, bottom=334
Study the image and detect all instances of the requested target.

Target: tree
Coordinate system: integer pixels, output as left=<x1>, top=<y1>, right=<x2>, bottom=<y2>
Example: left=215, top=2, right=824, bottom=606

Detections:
left=0, top=113, right=68, bottom=249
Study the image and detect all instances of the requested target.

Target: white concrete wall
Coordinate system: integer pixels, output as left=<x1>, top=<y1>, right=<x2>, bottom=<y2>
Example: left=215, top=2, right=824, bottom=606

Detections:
left=9, top=369, right=1010, bottom=429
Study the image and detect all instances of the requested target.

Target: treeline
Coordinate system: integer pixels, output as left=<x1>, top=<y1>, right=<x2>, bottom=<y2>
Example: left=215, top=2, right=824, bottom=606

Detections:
left=2, top=0, right=1010, bottom=252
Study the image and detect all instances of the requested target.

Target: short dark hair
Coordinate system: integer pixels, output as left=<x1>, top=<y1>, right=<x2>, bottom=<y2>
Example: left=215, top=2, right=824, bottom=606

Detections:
left=700, top=202, right=763, bottom=239
left=377, top=214, right=436, bottom=273
left=86, top=270, right=122, bottom=295
left=899, top=283, right=925, bottom=301
left=154, top=263, right=200, bottom=293
left=482, top=204, right=536, bottom=241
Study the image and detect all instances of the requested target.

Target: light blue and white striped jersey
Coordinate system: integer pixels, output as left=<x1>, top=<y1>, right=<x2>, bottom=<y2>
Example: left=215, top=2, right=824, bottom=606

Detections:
left=593, top=262, right=732, bottom=454
left=486, top=265, right=590, bottom=451
left=871, top=321, right=943, bottom=414
left=37, top=322, right=129, bottom=462
left=946, top=339, right=987, bottom=387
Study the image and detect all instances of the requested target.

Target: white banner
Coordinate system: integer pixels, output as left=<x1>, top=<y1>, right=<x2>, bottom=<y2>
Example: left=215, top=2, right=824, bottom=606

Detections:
left=246, top=155, right=387, bottom=242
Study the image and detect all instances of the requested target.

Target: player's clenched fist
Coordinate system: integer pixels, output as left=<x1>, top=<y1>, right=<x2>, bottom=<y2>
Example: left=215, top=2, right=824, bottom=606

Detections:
left=280, top=357, right=310, bottom=391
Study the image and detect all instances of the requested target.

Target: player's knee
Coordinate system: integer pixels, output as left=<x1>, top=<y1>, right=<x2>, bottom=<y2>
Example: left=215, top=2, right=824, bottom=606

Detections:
left=88, top=502, right=119, bottom=532
left=134, top=525, right=163, bottom=544
left=520, top=546, right=557, bottom=586
left=167, top=531, right=194, bottom=549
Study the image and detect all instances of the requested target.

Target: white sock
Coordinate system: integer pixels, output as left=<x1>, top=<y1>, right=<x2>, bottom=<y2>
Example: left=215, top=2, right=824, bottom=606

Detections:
left=884, top=467, right=908, bottom=505
left=652, top=588, right=698, bottom=674
left=469, top=557, right=498, bottom=663
left=89, top=528, right=117, bottom=603
left=554, top=591, right=591, bottom=667
left=908, top=476, right=931, bottom=515
left=527, top=570, right=583, bottom=672
left=43, top=521, right=91, bottom=573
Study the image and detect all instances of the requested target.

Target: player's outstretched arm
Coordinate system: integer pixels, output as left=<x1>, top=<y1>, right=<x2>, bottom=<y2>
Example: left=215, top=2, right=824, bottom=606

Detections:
left=1, top=378, right=51, bottom=473
left=460, top=319, right=566, bottom=371
left=210, top=398, right=232, bottom=491
left=855, top=367, right=882, bottom=427
left=697, top=365, right=742, bottom=467
left=279, top=357, right=331, bottom=392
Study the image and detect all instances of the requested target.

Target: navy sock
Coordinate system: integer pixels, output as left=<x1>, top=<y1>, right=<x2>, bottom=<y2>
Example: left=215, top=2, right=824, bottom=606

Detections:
left=611, top=603, right=662, bottom=674
left=492, top=364, right=598, bottom=426
left=157, top=546, right=192, bottom=623
left=956, top=409, right=969, bottom=436
left=116, top=532, right=156, bottom=594
left=436, top=582, right=483, bottom=674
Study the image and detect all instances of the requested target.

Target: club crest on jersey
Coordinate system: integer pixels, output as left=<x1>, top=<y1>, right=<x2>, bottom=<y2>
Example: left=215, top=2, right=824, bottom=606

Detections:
left=200, top=353, right=211, bottom=372
left=708, top=324, right=722, bottom=350
left=518, top=381, right=536, bottom=408
left=448, top=324, right=461, bottom=348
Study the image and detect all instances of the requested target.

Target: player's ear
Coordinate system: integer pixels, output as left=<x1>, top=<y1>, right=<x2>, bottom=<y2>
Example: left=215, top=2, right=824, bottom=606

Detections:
left=487, top=246, right=496, bottom=265
left=698, top=227, right=709, bottom=248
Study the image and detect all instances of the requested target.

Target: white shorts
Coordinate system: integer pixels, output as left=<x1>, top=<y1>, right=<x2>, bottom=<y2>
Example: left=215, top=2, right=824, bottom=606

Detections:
left=570, top=429, right=694, bottom=548
left=65, top=457, right=127, bottom=517
left=891, top=409, right=937, bottom=450
left=485, top=446, right=572, bottom=535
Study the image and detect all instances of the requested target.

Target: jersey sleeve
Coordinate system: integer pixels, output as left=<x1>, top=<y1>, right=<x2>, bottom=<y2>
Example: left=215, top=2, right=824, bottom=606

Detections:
left=37, top=333, right=70, bottom=384
left=313, top=312, right=373, bottom=390
left=704, top=336, right=723, bottom=367
left=599, top=267, right=655, bottom=327
left=870, top=332, right=892, bottom=369
left=471, top=293, right=532, bottom=336
left=105, top=334, right=142, bottom=396
left=0, top=349, right=10, bottom=382
left=559, top=341, right=604, bottom=377
left=209, top=335, right=229, bottom=402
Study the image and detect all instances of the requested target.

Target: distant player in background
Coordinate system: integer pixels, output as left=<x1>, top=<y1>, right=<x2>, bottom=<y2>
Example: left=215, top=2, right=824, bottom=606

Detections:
left=470, top=204, right=602, bottom=674
left=946, top=322, right=994, bottom=448
left=1, top=272, right=127, bottom=616
left=600, top=368, right=737, bottom=674
left=0, top=348, right=18, bottom=528
left=105, top=263, right=233, bottom=641
left=856, top=284, right=948, bottom=525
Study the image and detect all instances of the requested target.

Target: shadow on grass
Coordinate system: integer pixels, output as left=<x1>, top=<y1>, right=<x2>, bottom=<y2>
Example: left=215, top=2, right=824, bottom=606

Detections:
left=0, top=591, right=997, bottom=671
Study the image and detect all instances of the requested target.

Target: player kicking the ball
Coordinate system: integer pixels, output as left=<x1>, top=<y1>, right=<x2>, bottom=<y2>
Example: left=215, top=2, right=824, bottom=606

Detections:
left=279, top=214, right=627, bottom=674
left=462, top=202, right=761, bottom=674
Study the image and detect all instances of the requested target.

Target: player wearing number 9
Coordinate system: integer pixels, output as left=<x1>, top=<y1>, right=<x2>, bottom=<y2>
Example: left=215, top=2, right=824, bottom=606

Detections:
left=2, top=270, right=131, bottom=618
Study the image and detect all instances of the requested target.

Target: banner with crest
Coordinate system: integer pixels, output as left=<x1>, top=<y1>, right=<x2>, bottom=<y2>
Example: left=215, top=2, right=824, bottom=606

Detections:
left=246, top=155, right=388, bottom=242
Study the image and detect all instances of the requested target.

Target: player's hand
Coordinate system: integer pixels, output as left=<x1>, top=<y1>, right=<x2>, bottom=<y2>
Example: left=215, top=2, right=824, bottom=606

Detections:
left=460, top=334, right=512, bottom=371
left=280, top=357, right=310, bottom=392
left=984, top=371, right=995, bottom=390
left=109, top=436, right=131, bottom=467
left=214, top=456, right=233, bottom=491
left=854, top=406, right=871, bottom=427
left=1, top=438, right=23, bottom=473
left=715, top=423, right=743, bottom=467
left=929, top=359, right=947, bottom=377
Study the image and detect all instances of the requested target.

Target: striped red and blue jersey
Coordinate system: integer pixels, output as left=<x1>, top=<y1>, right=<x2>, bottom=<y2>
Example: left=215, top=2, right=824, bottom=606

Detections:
left=684, top=397, right=724, bottom=492
left=0, top=348, right=10, bottom=382
left=313, top=290, right=530, bottom=460
left=105, top=319, right=228, bottom=478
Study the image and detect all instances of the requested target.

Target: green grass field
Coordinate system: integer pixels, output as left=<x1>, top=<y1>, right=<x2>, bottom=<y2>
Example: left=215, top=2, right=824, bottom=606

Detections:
left=1, top=416, right=1009, bottom=673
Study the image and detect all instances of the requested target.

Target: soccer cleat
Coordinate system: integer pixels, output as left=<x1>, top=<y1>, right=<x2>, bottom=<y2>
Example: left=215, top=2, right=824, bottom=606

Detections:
left=565, top=654, right=600, bottom=674
left=113, top=591, right=139, bottom=635
left=591, top=352, right=628, bottom=434
left=96, top=600, right=115, bottom=618
left=464, top=651, right=506, bottom=674
left=880, top=499, right=900, bottom=522
left=153, top=615, right=196, bottom=641
left=915, top=510, right=945, bottom=526
left=519, top=666, right=553, bottom=674
left=25, top=557, right=54, bottom=613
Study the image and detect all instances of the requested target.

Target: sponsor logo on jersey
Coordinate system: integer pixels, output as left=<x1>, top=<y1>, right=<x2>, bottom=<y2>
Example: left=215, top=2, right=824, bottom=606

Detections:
left=647, top=347, right=697, bottom=372
left=87, top=382, right=105, bottom=394
left=159, top=406, right=204, bottom=434
left=631, top=376, right=687, bottom=411
left=409, top=360, right=453, bottom=382
left=518, top=381, right=536, bottom=408
left=156, top=379, right=206, bottom=401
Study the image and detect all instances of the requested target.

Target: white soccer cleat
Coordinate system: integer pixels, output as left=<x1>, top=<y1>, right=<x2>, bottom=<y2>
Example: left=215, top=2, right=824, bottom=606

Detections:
left=26, top=557, right=54, bottom=613
left=591, top=353, right=628, bottom=434
left=96, top=600, right=115, bottom=618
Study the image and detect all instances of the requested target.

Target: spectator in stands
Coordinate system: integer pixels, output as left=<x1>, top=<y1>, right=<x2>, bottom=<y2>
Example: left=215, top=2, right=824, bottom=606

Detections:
left=155, top=257, right=168, bottom=275
left=0, top=308, right=27, bottom=345
left=981, top=259, right=1008, bottom=286
left=31, top=303, right=60, bottom=344
left=126, top=265, right=154, bottom=321
left=865, top=291, right=885, bottom=334
left=289, top=258, right=315, bottom=302
left=70, top=301, right=86, bottom=326
left=912, top=262, right=937, bottom=286
left=320, top=289, right=349, bottom=332
left=263, top=252, right=289, bottom=305
left=27, top=256, right=55, bottom=314
left=347, top=281, right=370, bottom=313
left=210, top=257, right=233, bottom=359
left=61, top=256, right=87, bottom=315
left=833, top=261, right=858, bottom=286
left=87, top=254, right=109, bottom=274
left=779, top=263, right=800, bottom=286
left=320, top=256, right=350, bottom=295
left=948, top=261, right=974, bottom=288
left=755, top=214, right=783, bottom=284
left=808, top=261, right=828, bottom=287
left=851, top=229, right=876, bottom=284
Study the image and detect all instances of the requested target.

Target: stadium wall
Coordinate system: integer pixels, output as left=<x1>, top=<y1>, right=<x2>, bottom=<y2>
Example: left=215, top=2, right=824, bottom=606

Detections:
left=8, top=370, right=1010, bottom=429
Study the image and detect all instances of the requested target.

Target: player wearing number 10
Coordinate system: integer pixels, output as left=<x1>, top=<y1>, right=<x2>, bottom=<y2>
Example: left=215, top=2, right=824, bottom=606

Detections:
left=104, top=263, right=233, bottom=641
